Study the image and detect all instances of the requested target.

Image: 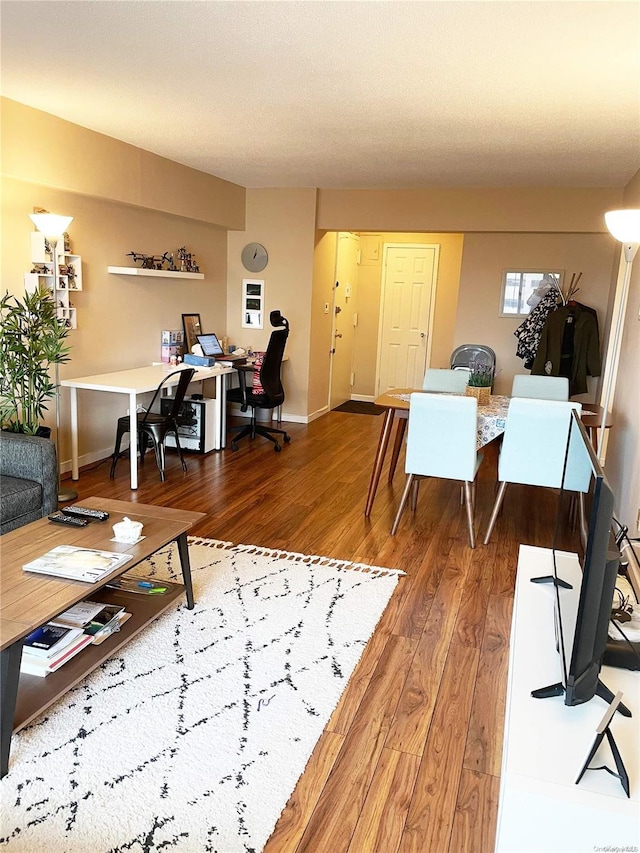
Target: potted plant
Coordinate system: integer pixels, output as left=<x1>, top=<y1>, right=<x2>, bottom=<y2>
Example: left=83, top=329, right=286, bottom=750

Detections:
left=465, top=361, right=493, bottom=405
left=0, top=284, right=71, bottom=435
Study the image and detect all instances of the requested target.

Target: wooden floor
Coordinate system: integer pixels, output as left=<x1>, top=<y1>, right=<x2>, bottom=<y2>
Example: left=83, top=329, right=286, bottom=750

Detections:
left=68, top=410, right=565, bottom=853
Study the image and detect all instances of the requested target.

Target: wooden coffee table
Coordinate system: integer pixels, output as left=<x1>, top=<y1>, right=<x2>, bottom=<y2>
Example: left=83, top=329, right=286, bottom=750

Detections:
left=0, top=497, right=205, bottom=778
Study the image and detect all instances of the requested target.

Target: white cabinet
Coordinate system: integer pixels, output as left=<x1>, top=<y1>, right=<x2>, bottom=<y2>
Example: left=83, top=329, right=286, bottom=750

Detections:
left=24, top=232, right=82, bottom=329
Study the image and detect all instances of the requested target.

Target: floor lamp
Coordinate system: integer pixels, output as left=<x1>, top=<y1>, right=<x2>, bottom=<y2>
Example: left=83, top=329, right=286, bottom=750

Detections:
left=599, top=209, right=640, bottom=462
left=28, top=212, right=78, bottom=503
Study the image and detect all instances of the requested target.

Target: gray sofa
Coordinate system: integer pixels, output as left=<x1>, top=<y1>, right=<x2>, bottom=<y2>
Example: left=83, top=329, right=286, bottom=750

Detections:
left=0, top=432, right=58, bottom=534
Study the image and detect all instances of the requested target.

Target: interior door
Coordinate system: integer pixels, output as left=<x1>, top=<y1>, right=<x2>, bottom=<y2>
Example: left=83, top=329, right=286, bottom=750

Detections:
left=329, top=232, right=359, bottom=410
left=376, top=244, right=439, bottom=394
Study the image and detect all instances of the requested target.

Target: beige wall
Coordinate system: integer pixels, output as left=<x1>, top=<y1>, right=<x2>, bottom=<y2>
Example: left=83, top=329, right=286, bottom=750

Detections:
left=351, top=232, right=464, bottom=398
left=2, top=98, right=245, bottom=229
left=226, top=188, right=318, bottom=420
left=603, top=169, right=640, bottom=533
left=2, top=176, right=228, bottom=466
left=317, top=188, right=623, bottom=233
left=1, top=99, right=245, bottom=471
left=455, top=233, right=618, bottom=397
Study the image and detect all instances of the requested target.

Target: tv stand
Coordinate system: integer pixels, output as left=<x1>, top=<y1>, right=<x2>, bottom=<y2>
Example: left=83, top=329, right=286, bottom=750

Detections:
left=495, top=545, right=639, bottom=852
left=531, top=679, right=632, bottom=717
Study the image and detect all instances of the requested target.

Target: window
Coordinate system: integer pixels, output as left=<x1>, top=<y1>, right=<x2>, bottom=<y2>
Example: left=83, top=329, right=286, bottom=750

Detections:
left=500, top=270, right=563, bottom=317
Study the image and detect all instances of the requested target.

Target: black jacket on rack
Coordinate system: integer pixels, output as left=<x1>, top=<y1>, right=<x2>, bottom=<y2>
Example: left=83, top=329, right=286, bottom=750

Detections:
left=531, top=302, right=601, bottom=396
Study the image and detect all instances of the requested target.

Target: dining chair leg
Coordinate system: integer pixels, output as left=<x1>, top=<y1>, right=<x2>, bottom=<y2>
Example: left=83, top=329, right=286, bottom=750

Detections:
left=464, top=481, right=476, bottom=548
left=391, top=473, right=414, bottom=535
left=484, top=481, right=508, bottom=544
left=388, top=418, right=407, bottom=484
left=410, top=477, right=420, bottom=512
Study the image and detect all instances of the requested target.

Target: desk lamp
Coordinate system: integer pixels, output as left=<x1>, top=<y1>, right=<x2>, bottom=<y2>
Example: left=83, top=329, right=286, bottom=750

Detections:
left=599, top=209, right=640, bottom=462
left=29, top=212, right=77, bottom=502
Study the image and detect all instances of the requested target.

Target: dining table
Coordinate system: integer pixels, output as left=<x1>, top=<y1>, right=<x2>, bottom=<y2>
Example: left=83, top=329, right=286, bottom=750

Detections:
left=364, top=388, right=511, bottom=517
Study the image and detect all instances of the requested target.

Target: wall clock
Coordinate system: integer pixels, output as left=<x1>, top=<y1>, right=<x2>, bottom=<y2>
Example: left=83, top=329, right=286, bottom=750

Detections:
left=241, top=242, right=268, bottom=272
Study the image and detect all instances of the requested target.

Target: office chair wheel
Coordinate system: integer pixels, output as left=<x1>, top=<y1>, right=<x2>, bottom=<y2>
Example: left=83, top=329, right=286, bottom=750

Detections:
left=284, top=434, right=291, bottom=444
left=231, top=441, right=239, bottom=452
left=274, top=443, right=281, bottom=452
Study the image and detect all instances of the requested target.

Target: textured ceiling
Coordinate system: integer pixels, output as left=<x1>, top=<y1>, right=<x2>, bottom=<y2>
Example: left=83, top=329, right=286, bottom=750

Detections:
left=1, top=1, right=639, bottom=189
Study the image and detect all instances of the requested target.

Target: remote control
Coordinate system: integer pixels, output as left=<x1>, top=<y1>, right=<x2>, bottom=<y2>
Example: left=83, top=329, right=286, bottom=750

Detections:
left=61, top=506, right=110, bottom=521
left=48, top=511, right=89, bottom=527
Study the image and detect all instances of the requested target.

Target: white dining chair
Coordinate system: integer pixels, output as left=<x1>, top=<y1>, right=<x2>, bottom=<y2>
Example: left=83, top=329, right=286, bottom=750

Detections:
left=483, top=398, right=582, bottom=544
left=511, top=374, right=569, bottom=401
left=391, top=393, right=483, bottom=547
left=387, top=367, right=472, bottom=484
left=422, top=367, right=470, bottom=392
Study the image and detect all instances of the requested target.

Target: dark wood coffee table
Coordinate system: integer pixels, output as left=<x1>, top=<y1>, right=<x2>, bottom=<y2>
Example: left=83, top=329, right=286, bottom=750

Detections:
left=0, top=497, right=205, bottom=778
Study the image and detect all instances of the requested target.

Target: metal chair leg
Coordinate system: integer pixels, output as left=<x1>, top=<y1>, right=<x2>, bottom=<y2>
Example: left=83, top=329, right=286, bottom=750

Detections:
left=464, top=481, right=476, bottom=548
left=484, top=481, right=508, bottom=544
left=391, top=473, right=414, bottom=535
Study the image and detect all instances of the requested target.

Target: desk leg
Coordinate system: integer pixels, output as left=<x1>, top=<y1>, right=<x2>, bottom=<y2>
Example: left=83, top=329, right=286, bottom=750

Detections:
left=1, top=639, right=23, bottom=779
left=176, top=531, right=195, bottom=609
left=218, top=374, right=227, bottom=450
left=129, top=392, right=138, bottom=490
left=365, top=409, right=395, bottom=517
left=69, top=386, right=79, bottom=480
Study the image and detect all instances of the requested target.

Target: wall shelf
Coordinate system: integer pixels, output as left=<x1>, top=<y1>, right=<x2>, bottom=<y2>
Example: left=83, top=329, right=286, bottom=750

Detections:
left=107, top=266, right=204, bottom=280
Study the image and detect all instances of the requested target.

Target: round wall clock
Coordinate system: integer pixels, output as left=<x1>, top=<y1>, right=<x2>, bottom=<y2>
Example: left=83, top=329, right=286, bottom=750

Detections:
left=241, top=242, right=268, bottom=272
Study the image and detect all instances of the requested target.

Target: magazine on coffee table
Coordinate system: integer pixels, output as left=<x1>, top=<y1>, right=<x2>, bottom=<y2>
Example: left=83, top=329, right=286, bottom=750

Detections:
left=23, top=545, right=133, bottom=583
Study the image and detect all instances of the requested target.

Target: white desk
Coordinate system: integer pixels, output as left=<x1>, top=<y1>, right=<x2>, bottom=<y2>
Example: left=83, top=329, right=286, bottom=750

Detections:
left=61, top=363, right=235, bottom=489
left=495, top=545, right=639, bottom=852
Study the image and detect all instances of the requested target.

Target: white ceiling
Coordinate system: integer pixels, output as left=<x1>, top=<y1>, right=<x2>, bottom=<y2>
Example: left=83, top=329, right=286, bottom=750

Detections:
left=1, top=1, right=639, bottom=189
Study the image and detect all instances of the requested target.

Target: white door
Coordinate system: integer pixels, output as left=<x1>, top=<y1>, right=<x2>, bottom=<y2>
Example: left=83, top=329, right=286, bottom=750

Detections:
left=376, top=244, right=439, bottom=394
left=329, top=232, right=359, bottom=410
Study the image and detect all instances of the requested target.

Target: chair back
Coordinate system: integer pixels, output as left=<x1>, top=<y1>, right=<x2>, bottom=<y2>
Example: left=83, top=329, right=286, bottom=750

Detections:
left=450, top=344, right=496, bottom=372
left=498, top=398, right=582, bottom=489
left=257, top=326, right=288, bottom=405
left=143, top=368, right=196, bottom=422
left=406, top=393, right=478, bottom=482
left=422, top=367, right=469, bottom=393
left=511, top=374, right=569, bottom=401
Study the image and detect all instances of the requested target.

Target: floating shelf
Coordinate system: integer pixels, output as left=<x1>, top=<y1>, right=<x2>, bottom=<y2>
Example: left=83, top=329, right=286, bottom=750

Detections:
left=108, top=266, right=204, bottom=280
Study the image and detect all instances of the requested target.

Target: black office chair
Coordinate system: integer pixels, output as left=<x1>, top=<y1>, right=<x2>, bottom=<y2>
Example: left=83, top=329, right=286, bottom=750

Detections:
left=110, top=367, right=196, bottom=481
left=227, top=311, right=291, bottom=452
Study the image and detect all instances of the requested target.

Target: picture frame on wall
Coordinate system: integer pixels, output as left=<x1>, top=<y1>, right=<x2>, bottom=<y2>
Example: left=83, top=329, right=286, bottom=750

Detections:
left=182, top=313, right=202, bottom=354
left=241, top=279, right=265, bottom=329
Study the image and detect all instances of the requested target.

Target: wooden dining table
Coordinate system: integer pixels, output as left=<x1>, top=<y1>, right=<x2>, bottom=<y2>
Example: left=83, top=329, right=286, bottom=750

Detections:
left=364, top=389, right=511, bottom=516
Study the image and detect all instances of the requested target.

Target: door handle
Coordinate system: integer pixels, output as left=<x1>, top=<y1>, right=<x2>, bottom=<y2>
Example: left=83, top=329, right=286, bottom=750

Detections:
left=335, top=333, right=343, bottom=338
left=420, top=332, right=426, bottom=339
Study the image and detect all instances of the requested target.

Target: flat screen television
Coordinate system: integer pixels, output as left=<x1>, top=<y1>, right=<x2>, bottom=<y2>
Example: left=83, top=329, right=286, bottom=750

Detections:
left=532, top=410, right=631, bottom=717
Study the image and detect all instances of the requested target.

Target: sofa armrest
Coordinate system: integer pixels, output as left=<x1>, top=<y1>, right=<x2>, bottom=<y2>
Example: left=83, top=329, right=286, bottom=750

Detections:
left=0, top=432, right=58, bottom=515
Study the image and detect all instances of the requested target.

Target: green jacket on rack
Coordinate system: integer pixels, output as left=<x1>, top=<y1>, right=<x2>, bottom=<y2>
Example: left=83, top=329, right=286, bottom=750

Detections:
left=531, top=303, right=601, bottom=396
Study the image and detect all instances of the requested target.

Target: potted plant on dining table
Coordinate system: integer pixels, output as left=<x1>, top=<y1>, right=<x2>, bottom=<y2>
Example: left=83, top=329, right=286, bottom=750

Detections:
left=465, top=362, right=494, bottom=405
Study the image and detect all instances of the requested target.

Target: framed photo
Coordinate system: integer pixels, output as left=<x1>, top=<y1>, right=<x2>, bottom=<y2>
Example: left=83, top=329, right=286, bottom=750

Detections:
left=182, top=313, right=202, bottom=354
left=242, top=279, right=265, bottom=330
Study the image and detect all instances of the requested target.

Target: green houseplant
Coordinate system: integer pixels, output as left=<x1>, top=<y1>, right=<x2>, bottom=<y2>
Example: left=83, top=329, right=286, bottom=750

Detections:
left=0, top=285, right=71, bottom=435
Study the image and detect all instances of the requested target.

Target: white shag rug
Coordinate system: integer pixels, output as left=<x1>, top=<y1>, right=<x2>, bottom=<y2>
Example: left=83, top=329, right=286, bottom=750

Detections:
left=0, top=538, right=402, bottom=853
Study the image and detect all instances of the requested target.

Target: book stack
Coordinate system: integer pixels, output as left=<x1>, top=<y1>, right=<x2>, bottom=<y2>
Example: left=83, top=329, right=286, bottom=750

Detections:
left=20, top=602, right=131, bottom=677
left=20, top=624, right=93, bottom=677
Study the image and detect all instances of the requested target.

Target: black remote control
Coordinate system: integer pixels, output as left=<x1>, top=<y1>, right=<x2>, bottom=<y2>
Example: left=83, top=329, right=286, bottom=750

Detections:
left=48, top=511, right=89, bottom=527
left=61, top=506, right=110, bottom=521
